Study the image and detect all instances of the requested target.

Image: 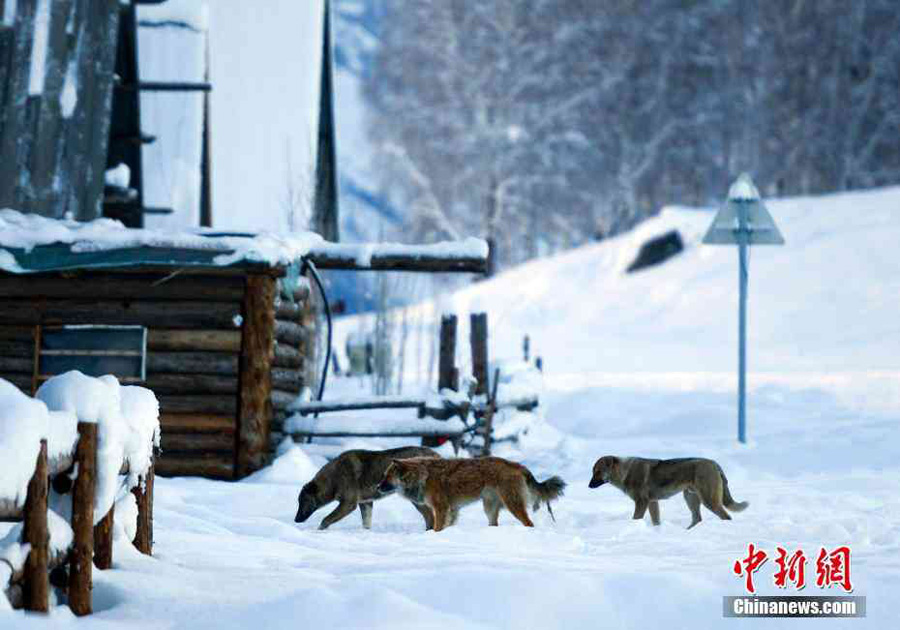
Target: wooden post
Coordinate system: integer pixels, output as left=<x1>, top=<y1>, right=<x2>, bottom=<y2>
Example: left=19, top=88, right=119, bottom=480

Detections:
left=423, top=314, right=458, bottom=447
left=470, top=313, right=489, bottom=397
left=481, top=368, right=501, bottom=456
left=69, top=422, right=96, bottom=617
left=236, top=275, right=276, bottom=478
left=92, top=507, right=114, bottom=570
left=438, top=314, right=457, bottom=391
left=23, top=439, right=49, bottom=613
left=132, top=461, right=154, bottom=555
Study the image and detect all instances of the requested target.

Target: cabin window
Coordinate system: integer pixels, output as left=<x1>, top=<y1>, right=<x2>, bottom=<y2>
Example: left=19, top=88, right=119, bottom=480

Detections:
left=38, top=325, right=147, bottom=384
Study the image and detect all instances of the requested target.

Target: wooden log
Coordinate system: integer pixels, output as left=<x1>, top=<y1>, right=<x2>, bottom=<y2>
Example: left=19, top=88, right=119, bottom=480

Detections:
left=291, top=429, right=466, bottom=439
left=470, top=313, right=489, bottom=397
left=438, top=314, right=458, bottom=391
left=147, top=329, right=242, bottom=353
left=147, top=352, right=239, bottom=375
left=304, top=249, right=487, bottom=273
left=236, top=276, right=276, bottom=478
left=159, top=413, right=235, bottom=434
left=92, top=507, right=114, bottom=571
left=275, top=320, right=305, bottom=346
left=0, top=325, right=35, bottom=341
left=0, top=356, right=33, bottom=372
left=270, top=389, right=298, bottom=412
left=271, top=367, right=304, bottom=393
left=0, top=274, right=245, bottom=301
left=155, top=455, right=234, bottom=480
left=159, top=433, right=235, bottom=452
left=23, top=440, right=49, bottom=613
left=294, top=397, right=425, bottom=416
left=273, top=344, right=304, bottom=368
left=145, top=373, right=239, bottom=395
left=275, top=300, right=308, bottom=321
left=425, top=314, right=458, bottom=448
left=0, top=300, right=242, bottom=329
left=157, top=394, right=238, bottom=415
left=69, top=422, right=96, bottom=616
left=0, top=338, right=33, bottom=357
left=132, top=464, right=154, bottom=555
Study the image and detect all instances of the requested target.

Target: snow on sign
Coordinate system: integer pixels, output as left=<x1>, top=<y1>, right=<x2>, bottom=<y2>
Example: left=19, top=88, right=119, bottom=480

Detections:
left=702, top=174, right=785, bottom=245
left=703, top=174, right=784, bottom=444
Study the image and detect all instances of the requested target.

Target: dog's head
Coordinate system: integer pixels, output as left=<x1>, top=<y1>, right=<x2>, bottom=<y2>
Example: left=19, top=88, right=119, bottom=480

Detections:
left=295, top=478, right=332, bottom=523
left=589, top=456, right=620, bottom=488
left=378, top=459, right=427, bottom=494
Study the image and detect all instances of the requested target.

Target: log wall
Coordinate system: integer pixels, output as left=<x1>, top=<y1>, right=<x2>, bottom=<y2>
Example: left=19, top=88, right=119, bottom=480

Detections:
left=0, top=271, right=312, bottom=479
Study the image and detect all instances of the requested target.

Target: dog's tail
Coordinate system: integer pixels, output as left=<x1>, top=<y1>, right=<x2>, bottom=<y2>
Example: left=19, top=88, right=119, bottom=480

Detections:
left=717, top=464, right=749, bottom=512
left=525, top=471, right=566, bottom=522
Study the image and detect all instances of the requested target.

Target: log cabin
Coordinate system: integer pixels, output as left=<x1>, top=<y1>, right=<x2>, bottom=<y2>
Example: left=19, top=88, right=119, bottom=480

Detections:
left=0, top=1, right=488, bottom=480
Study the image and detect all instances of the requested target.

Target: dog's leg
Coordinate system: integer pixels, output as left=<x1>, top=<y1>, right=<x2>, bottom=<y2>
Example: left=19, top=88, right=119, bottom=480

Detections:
left=702, top=495, right=732, bottom=521
left=632, top=498, right=649, bottom=520
left=648, top=500, right=661, bottom=526
left=413, top=502, right=435, bottom=531
left=359, top=502, right=373, bottom=530
left=499, top=486, right=534, bottom=527
left=319, top=499, right=357, bottom=530
left=432, top=502, right=450, bottom=532
left=684, top=490, right=702, bottom=529
left=482, top=493, right=501, bottom=526
left=448, top=508, right=461, bottom=527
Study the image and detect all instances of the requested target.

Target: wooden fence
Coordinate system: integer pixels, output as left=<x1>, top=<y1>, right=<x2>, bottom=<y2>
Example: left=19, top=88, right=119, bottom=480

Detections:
left=4, top=425, right=154, bottom=615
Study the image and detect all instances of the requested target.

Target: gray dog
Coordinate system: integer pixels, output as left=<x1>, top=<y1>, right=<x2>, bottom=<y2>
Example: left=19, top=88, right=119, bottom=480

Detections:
left=589, top=456, right=748, bottom=528
left=295, top=446, right=440, bottom=530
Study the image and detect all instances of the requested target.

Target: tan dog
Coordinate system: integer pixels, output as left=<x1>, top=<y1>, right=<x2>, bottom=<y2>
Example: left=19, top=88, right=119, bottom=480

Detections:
left=589, top=456, right=748, bottom=528
left=379, top=457, right=566, bottom=531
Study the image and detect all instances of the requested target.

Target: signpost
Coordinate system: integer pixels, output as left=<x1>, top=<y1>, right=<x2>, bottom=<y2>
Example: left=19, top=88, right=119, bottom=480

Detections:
left=703, top=174, right=784, bottom=443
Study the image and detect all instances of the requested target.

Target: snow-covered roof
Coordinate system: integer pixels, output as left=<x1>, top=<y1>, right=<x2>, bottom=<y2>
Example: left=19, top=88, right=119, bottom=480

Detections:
left=0, top=209, right=488, bottom=274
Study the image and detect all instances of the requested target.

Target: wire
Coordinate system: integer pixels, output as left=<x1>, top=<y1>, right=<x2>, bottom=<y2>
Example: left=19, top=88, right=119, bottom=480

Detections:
left=302, top=259, right=332, bottom=420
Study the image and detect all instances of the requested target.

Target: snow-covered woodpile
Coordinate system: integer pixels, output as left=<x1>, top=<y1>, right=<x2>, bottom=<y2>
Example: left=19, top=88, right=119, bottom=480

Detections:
left=0, top=373, right=159, bottom=614
left=269, top=278, right=316, bottom=454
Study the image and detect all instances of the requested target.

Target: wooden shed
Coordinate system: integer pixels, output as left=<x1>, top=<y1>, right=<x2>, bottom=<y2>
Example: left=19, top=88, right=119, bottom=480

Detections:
left=0, top=234, right=487, bottom=479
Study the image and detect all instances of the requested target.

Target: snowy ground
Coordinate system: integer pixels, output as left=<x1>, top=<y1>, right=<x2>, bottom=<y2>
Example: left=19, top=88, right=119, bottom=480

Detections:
left=4, top=187, right=899, bottom=628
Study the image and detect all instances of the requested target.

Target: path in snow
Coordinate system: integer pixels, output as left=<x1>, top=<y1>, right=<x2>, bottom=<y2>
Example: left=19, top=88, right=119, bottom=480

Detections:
left=4, top=380, right=897, bottom=629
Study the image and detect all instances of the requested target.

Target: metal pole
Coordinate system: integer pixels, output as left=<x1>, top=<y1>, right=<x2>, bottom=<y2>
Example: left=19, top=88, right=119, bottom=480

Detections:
left=737, top=202, right=749, bottom=443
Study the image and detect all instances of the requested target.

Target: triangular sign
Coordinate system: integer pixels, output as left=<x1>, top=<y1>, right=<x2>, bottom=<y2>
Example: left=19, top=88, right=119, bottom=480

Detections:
left=702, top=175, right=785, bottom=246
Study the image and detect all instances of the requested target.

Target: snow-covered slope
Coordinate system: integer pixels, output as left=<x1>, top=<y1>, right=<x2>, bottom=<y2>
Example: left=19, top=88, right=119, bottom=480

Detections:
left=336, top=185, right=900, bottom=413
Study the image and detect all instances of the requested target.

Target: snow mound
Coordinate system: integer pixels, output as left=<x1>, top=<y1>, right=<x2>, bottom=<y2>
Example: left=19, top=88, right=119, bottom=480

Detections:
left=244, top=443, right=323, bottom=485
left=0, top=379, right=78, bottom=508
left=36, top=372, right=159, bottom=524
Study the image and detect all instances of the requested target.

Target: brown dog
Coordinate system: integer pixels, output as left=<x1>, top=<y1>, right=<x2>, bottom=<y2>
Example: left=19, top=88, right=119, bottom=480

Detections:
left=589, top=456, right=748, bottom=528
left=379, top=457, right=566, bottom=531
